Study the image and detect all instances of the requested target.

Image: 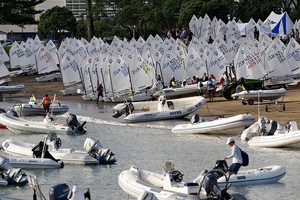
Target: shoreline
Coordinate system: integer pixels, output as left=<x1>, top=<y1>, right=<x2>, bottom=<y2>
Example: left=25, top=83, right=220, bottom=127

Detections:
left=6, top=74, right=300, bottom=124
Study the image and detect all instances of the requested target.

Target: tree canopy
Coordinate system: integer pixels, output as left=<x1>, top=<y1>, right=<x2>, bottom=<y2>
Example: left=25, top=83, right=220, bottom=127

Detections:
left=0, top=0, right=45, bottom=24
left=38, top=6, right=77, bottom=39
left=3, top=0, right=300, bottom=41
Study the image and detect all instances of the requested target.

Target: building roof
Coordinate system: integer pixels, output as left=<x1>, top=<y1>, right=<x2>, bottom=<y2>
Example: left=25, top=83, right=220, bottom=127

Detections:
left=0, top=25, right=38, bottom=33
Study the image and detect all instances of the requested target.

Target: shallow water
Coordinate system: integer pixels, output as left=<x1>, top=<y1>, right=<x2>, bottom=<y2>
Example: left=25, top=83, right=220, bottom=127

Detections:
left=0, top=99, right=299, bottom=200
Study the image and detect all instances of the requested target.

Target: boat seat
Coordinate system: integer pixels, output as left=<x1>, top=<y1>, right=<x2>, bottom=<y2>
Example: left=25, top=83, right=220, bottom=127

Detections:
left=267, top=121, right=277, bottom=136
left=287, top=121, right=298, bottom=132
left=167, top=101, right=174, bottom=110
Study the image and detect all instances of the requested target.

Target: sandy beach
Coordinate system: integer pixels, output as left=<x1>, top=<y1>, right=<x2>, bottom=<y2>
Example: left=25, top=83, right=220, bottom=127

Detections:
left=8, top=75, right=300, bottom=124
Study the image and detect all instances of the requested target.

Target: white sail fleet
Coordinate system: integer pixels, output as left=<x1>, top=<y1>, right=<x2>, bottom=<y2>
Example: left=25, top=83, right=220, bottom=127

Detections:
left=1, top=14, right=300, bottom=102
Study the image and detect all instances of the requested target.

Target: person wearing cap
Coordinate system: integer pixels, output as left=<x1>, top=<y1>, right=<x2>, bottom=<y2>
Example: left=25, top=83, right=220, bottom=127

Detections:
left=169, top=76, right=177, bottom=88
left=224, top=137, right=243, bottom=176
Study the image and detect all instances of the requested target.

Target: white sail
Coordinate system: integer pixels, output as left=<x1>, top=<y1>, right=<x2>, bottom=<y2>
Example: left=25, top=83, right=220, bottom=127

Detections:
left=109, top=55, right=131, bottom=93
left=60, top=51, right=81, bottom=86
left=285, top=37, right=300, bottom=73
left=0, top=59, right=10, bottom=78
left=234, top=45, right=266, bottom=79
left=207, top=46, right=228, bottom=80
left=81, top=57, right=94, bottom=94
left=129, top=50, right=154, bottom=91
left=184, top=47, right=207, bottom=79
left=36, top=46, right=59, bottom=74
left=189, top=15, right=199, bottom=38
left=0, top=45, right=9, bottom=62
left=141, top=48, right=156, bottom=78
left=264, top=39, right=292, bottom=78
left=46, top=40, right=59, bottom=65
left=224, top=36, right=241, bottom=64
left=161, top=48, right=185, bottom=86
left=9, top=41, right=27, bottom=69
left=22, top=42, right=36, bottom=67
left=201, top=14, right=214, bottom=41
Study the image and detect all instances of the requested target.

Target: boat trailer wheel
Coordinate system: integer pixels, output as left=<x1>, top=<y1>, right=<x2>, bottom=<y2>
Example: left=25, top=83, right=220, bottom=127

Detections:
left=55, top=138, right=62, bottom=148
left=248, top=99, right=254, bottom=105
left=171, top=170, right=184, bottom=182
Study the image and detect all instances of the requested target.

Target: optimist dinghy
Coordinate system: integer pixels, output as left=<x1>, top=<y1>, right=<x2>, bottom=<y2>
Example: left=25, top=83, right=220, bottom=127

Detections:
left=172, top=114, right=255, bottom=135
left=118, top=162, right=246, bottom=200
left=194, top=160, right=286, bottom=187
left=231, top=88, right=286, bottom=105
left=0, top=113, right=87, bottom=135
left=113, top=96, right=206, bottom=123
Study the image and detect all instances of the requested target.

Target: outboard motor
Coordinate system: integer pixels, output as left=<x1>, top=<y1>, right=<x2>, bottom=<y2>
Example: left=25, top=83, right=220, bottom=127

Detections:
left=66, top=114, right=87, bottom=134
left=0, top=108, right=6, bottom=114
left=49, top=184, right=91, bottom=200
left=0, top=155, right=28, bottom=186
left=214, top=160, right=228, bottom=173
left=202, top=171, right=222, bottom=198
left=191, top=114, right=200, bottom=124
left=68, top=186, right=91, bottom=200
left=83, top=138, right=116, bottom=164
left=112, top=101, right=135, bottom=118
left=7, top=109, right=18, bottom=117
left=49, top=183, right=70, bottom=200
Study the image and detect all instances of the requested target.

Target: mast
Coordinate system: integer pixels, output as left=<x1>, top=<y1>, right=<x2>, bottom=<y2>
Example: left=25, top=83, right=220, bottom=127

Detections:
left=108, top=68, right=114, bottom=96
left=100, top=68, right=107, bottom=97
left=87, top=67, right=95, bottom=94
left=79, top=67, right=87, bottom=95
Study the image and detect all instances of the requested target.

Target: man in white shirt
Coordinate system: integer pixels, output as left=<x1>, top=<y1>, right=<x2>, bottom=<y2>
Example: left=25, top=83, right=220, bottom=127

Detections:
left=224, top=137, right=243, bottom=176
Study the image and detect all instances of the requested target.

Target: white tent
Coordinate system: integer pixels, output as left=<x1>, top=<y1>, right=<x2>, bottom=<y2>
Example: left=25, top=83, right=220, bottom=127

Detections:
left=265, top=11, right=294, bottom=36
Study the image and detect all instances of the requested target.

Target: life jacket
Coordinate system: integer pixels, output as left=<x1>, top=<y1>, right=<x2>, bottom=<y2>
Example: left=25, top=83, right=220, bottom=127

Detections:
left=43, top=96, right=51, bottom=105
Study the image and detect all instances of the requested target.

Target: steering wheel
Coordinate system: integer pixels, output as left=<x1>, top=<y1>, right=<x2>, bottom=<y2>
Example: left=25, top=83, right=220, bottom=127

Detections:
left=197, top=169, right=230, bottom=197
left=55, top=138, right=62, bottom=148
left=171, top=170, right=184, bottom=182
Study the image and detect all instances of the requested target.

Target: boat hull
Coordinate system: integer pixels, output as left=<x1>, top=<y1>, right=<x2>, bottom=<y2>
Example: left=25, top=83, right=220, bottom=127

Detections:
left=248, top=130, right=300, bottom=147
left=217, top=165, right=286, bottom=186
left=172, top=114, right=255, bottom=135
left=153, top=85, right=199, bottom=99
left=0, top=84, right=25, bottom=94
left=35, top=72, right=61, bottom=82
left=0, top=113, right=77, bottom=135
left=123, top=96, right=206, bottom=123
left=2, top=139, right=99, bottom=165
left=118, top=166, right=200, bottom=200
left=231, top=88, right=286, bottom=102
left=12, top=103, right=69, bottom=116
left=8, top=157, right=62, bottom=169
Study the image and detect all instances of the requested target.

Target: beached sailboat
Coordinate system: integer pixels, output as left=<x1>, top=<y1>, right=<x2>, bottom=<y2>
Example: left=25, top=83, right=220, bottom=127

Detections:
left=35, top=41, right=61, bottom=82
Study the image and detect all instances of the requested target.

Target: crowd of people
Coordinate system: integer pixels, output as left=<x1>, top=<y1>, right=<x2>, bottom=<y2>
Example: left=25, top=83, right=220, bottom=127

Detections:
left=166, top=27, right=194, bottom=45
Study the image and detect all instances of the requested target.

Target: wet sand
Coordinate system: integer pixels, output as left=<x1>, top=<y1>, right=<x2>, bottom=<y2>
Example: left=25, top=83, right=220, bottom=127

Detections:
left=8, top=75, right=300, bottom=124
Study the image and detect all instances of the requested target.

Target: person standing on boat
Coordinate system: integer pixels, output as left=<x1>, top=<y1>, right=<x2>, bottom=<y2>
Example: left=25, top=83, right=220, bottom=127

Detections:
left=224, top=137, right=243, bottom=176
left=40, top=94, right=51, bottom=114
left=169, top=76, right=177, bottom=88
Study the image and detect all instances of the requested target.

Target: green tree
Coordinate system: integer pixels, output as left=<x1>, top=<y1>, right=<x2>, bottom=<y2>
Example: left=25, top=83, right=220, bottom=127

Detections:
left=38, top=6, right=77, bottom=40
left=0, top=0, right=45, bottom=24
